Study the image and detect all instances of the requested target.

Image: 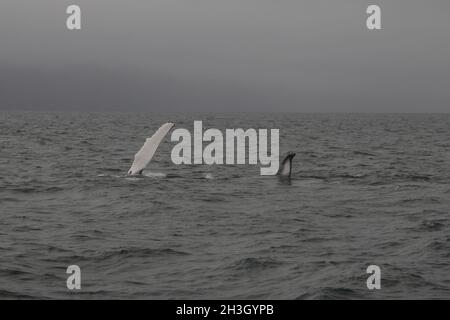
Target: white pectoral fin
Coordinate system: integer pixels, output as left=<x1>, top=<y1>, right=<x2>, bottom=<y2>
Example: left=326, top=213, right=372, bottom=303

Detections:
left=128, top=122, right=175, bottom=175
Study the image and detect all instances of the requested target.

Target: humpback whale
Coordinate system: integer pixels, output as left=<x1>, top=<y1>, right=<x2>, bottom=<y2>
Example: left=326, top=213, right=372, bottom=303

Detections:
left=277, top=151, right=295, bottom=177
left=128, top=122, right=175, bottom=175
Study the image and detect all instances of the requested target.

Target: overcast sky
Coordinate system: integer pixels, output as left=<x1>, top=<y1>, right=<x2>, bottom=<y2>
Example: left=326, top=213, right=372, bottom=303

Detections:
left=0, top=0, right=449, bottom=112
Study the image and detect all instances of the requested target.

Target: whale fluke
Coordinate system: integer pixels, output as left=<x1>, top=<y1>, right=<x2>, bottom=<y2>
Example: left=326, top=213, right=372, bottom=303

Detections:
left=277, top=151, right=295, bottom=177
left=128, top=122, right=175, bottom=175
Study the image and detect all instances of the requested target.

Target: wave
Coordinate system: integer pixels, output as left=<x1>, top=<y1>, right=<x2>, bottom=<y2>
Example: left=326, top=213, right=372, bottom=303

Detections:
left=418, top=220, right=446, bottom=232
left=9, top=185, right=64, bottom=194
left=0, top=289, right=37, bottom=299
left=296, top=287, right=361, bottom=300
left=353, top=150, right=377, bottom=157
left=227, top=257, right=282, bottom=272
left=99, top=247, right=190, bottom=260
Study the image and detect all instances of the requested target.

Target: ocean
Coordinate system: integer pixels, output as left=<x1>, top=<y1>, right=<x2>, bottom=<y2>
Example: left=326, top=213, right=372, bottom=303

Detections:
left=0, top=112, right=449, bottom=299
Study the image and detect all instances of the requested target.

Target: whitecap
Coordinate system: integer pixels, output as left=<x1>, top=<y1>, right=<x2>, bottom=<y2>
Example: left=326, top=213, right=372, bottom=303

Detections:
left=143, top=171, right=167, bottom=178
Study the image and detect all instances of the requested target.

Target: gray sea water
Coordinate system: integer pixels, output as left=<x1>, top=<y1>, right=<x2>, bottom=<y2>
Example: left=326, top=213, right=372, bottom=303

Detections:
left=0, top=112, right=449, bottom=299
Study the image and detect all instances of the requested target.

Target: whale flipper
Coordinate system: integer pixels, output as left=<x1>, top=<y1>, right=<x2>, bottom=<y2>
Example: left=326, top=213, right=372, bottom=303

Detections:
left=128, top=122, right=175, bottom=175
left=277, top=151, right=295, bottom=177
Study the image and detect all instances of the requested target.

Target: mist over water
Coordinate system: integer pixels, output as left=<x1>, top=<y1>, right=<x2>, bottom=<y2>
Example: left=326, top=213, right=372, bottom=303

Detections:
left=1, top=112, right=449, bottom=299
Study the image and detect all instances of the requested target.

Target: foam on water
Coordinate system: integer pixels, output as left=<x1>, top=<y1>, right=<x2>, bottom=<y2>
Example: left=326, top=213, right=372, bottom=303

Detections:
left=143, top=171, right=167, bottom=178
